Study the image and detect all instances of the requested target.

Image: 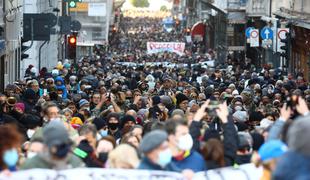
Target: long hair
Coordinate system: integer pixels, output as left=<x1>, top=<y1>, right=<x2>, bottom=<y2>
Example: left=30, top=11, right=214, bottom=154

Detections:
left=0, top=124, right=23, bottom=169
left=201, top=139, right=225, bottom=168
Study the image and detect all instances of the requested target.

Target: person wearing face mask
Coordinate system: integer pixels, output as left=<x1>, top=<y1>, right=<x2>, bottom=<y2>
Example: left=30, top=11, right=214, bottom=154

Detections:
left=54, top=76, right=68, bottom=99
left=0, top=125, right=23, bottom=172
left=138, top=130, right=178, bottom=171
left=28, top=80, right=40, bottom=98
left=106, top=113, right=121, bottom=140
left=93, top=117, right=108, bottom=140
left=96, top=136, right=116, bottom=165
left=74, top=124, right=103, bottom=167
left=25, top=139, right=44, bottom=159
left=165, top=119, right=206, bottom=172
left=79, top=99, right=90, bottom=112
left=21, top=120, right=84, bottom=170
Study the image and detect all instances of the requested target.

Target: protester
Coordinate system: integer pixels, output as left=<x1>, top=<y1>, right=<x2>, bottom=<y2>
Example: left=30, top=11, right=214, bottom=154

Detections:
left=252, top=140, right=288, bottom=180
left=165, top=119, right=206, bottom=172
left=21, top=121, right=84, bottom=170
left=0, top=125, right=23, bottom=172
left=0, top=13, right=309, bottom=179
left=107, top=144, right=140, bottom=169
left=138, top=130, right=177, bottom=171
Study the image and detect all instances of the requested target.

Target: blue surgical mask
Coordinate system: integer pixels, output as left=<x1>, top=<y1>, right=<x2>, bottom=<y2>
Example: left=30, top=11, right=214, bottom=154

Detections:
left=3, top=148, right=19, bottom=167
left=99, top=129, right=108, bottom=137
left=157, top=148, right=172, bottom=167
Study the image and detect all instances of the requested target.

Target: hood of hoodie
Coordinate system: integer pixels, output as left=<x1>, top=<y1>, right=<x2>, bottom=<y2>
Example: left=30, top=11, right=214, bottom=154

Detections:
left=55, top=76, right=65, bottom=87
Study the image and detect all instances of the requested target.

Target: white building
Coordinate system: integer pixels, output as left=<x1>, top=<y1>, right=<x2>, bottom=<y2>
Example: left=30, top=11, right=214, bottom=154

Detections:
left=2, top=0, right=23, bottom=89
left=21, top=0, right=61, bottom=77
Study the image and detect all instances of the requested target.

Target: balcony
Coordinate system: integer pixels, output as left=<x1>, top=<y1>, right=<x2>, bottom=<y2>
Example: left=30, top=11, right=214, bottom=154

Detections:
left=246, top=0, right=270, bottom=17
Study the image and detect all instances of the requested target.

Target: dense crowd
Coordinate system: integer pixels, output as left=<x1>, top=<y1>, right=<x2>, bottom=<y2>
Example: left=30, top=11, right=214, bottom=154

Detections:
left=0, top=16, right=309, bottom=180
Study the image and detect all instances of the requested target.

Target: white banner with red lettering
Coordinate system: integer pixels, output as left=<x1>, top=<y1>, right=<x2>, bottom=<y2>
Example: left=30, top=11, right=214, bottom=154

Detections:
left=147, top=42, right=186, bottom=55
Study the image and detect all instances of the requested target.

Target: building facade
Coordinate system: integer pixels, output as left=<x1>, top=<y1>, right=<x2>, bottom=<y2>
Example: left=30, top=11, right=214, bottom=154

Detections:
left=0, top=0, right=23, bottom=91
left=69, top=0, right=113, bottom=59
left=227, top=0, right=246, bottom=61
left=274, top=0, right=310, bottom=81
left=21, top=0, right=61, bottom=77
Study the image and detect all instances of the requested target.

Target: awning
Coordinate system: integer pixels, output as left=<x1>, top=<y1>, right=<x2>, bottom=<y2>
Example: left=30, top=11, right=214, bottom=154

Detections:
left=191, top=22, right=205, bottom=37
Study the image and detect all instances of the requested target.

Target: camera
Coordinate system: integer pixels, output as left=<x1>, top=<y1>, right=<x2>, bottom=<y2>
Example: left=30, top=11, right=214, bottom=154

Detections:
left=205, top=100, right=220, bottom=117
left=286, top=95, right=299, bottom=109
left=286, top=95, right=299, bottom=119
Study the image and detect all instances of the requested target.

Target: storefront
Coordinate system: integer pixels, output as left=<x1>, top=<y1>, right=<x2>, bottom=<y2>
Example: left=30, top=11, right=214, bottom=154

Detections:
left=291, top=26, right=310, bottom=81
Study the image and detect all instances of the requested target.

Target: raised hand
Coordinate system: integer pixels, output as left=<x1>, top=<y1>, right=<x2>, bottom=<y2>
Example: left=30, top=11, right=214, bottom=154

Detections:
left=296, top=97, right=309, bottom=116
left=280, top=103, right=291, bottom=121
left=193, top=100, right=210, bottom=121
left=216, top=101, right=229, bottom=124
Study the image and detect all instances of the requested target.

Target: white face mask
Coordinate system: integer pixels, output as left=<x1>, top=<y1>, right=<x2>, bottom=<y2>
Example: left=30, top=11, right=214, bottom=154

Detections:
left=177, top=133, right=193, bottom=151
left=27, top=151, right=37, bottom=159
left=234, top=106, right=243, bottom=111
left=27, top=129, right=36, bottom=138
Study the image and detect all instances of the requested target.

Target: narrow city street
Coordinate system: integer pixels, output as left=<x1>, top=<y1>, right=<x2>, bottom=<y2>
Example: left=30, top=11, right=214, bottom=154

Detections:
left=0, top=0, right=309, bottom=179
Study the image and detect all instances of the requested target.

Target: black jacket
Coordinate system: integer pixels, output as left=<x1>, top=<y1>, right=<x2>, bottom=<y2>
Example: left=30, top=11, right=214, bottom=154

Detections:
left=222, top=119, right=238, bottom=166
left=189, top=121, right=202, bottom=152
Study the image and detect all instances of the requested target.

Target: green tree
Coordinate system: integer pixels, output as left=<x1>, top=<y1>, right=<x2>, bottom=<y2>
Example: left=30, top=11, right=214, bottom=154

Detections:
left=130, top=0, right=150, bottom=8
left=160, top=5, right=168, bottom=11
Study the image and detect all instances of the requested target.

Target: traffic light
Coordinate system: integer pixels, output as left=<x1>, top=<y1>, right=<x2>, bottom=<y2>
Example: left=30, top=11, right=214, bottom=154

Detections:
left=21, top=38, right=30, bottom=61
left=280, top=32, right=290, bottom=59
left=67, top=34, right=77, bottom=60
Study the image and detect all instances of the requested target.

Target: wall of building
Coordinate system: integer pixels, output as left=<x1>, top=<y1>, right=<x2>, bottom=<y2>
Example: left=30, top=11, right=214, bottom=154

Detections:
left=271, top=0, right=291, bottom=16
left=20, top=0, right=61, bottom=77
left=292, top=0, right=310, bottom=13
left=3, top=0, right=23, bottom=86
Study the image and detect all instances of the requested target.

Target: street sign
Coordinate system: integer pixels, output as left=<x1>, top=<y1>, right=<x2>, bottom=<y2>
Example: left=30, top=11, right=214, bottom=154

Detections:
left=88, top=3, right=106, bottom=17
left=250, top=29, right=259, bottom=47
left=245, top=27, right=254, bottom=38
left=71, top=20, right=82, bottom=31
left=260, top=27, right=273, bottom=40
left=262, top=39, right=272, bottom=48
left=277, top=28, right=289, bottom=52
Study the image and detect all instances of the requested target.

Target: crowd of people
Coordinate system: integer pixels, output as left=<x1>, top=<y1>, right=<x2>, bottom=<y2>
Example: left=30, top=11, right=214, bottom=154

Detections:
left=0, top=15, right=309, bottom=180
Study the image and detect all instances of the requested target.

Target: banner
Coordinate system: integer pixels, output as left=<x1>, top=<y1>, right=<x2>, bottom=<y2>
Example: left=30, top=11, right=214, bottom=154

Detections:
left=115, top=60, right=215, bottom=68
left=0, top=164, right=262, bottom=180
left=0, top=169, right=184, bottom=180
left=147, top=42, right=186, bottom=55
left=194, top=164, right=262, bottom=180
